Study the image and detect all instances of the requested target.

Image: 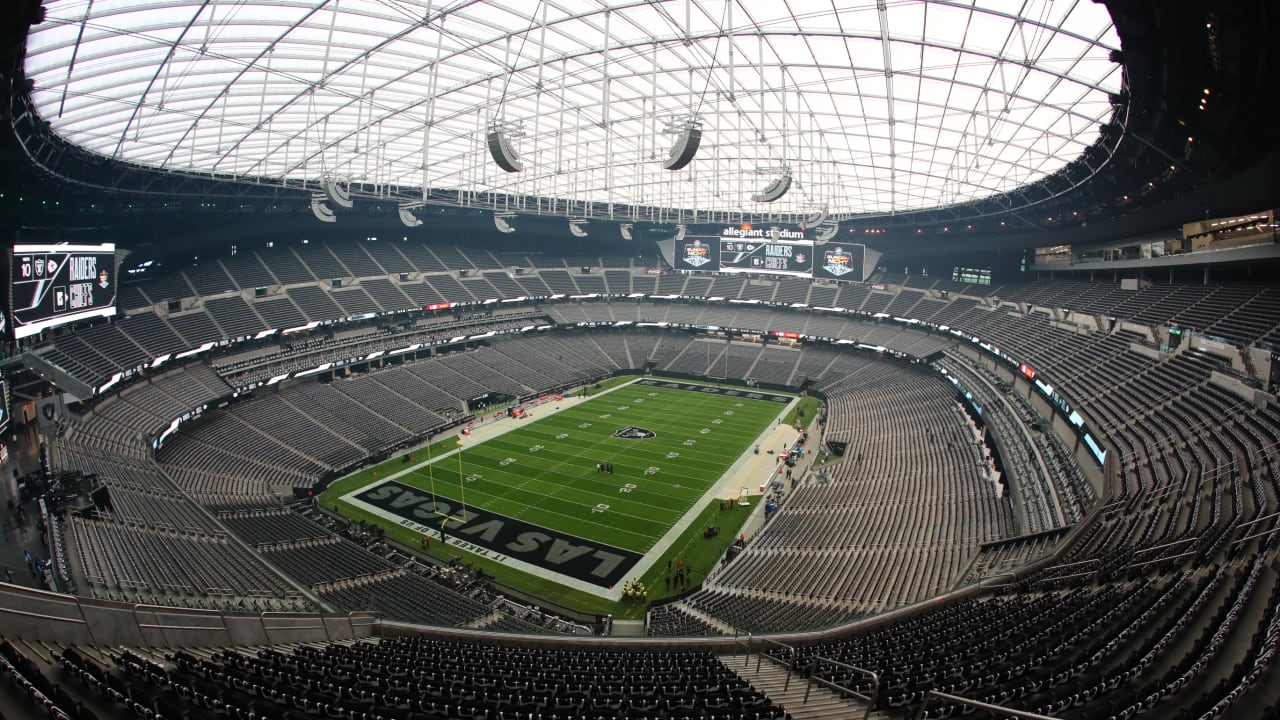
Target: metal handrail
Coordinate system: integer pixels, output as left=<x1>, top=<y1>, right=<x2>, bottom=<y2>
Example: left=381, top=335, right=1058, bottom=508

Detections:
left=912, top=690, right=1060, bottom=720
left=731, top=629, right=752, bottom=662
left=805, top=656, right=880, bottom=720
left=756, top=637, right=795, bottom=691
left=978, top=571, right=1017, bottom=588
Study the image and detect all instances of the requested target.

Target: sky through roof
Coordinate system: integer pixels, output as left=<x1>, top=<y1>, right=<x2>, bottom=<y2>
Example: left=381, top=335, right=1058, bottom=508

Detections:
left=24, top=0, right=1122, bottom=220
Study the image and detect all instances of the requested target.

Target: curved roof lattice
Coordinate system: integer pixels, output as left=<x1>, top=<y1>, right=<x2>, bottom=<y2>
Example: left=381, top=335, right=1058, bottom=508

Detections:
left=23, top=0, right=1122, bottom=220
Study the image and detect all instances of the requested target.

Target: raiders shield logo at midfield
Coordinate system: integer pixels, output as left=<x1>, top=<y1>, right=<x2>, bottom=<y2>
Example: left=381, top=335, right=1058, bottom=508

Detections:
left=613, top=426, right=656, bottom=439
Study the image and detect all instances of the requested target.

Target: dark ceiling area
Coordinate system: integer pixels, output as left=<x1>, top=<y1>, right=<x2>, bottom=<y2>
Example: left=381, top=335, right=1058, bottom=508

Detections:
left=1, top=0, right=1277, bottom=273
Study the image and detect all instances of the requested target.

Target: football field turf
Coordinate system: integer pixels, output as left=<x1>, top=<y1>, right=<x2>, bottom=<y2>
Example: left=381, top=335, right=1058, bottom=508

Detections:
left=334, top=378, right=791, bottom=589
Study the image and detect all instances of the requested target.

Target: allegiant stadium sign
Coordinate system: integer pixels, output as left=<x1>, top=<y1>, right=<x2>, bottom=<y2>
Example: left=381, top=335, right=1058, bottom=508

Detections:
left=719, top=226, right=806, bottom=240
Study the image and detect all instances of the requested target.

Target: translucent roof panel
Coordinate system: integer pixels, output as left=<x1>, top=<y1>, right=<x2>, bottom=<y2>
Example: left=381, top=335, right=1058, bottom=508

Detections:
left=25, top=0, right=1121, bottom=218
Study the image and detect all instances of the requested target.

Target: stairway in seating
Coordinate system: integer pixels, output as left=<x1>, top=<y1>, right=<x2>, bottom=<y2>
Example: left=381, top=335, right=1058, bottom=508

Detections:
left=720, top=652, right=891, bottom=720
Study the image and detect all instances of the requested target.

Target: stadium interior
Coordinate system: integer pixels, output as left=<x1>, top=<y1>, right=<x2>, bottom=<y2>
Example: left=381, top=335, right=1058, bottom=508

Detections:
left=1, top=0, right=1280, bottom=718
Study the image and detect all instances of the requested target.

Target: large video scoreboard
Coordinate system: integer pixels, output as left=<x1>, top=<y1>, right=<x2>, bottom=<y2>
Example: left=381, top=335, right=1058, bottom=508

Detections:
left=675, top=230, right=866, bottom=282
left=11, top=243, right=118, bottom=339
left=718, top=237, right=813, bottom=277
left=812, top=244, right=866, bottom=281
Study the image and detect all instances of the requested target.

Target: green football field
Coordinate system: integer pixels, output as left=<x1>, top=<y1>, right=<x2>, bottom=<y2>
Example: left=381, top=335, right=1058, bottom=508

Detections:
left=337, top=379, right=789, bottom=555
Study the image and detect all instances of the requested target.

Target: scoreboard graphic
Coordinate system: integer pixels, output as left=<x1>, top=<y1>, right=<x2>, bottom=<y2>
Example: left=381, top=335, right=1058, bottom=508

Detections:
left=717, top=238, right=813, bottom=277
left=674, top=238, right=719, bottom=271
left=813, top=244, right=866, bottom=281
left=11, top=243, right=117, bottom=339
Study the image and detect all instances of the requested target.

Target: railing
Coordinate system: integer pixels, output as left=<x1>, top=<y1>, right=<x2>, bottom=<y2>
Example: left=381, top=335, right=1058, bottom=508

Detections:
left=756, top=637, right=795, bottom=692
left=731, top=633, right=880, bottom=719
left=731, top=634, right=798, bottom=693
left=0, top=581, right=376, bottom=647
left=912, top=690, right=1061, bottom=719
left=978, top=571, right=1018, bottom=588
left=804, top=656, right=880, bottom=720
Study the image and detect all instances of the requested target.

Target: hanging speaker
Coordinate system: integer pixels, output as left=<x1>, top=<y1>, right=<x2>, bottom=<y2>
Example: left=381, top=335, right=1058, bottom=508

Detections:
left=487, top=128, right=524, bottom=173
left=324, top=181, right=353, bottom=209
left=662, top=125, right=702, bottom=171
left=311, top=195, right=336, bottom=223
left=398, top=205, right=422, bottom=227
left=494, top=214, right=517, bottom=233
left=814, top=222, right=839, bottom=242
left=752, top=174, right=792, bottom=203
left=803, top=207, right=828, bottom=226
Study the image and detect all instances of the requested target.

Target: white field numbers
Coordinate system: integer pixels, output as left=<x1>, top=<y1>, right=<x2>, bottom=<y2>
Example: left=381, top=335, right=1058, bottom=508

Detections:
left=593, top=483, right=638, bottom=513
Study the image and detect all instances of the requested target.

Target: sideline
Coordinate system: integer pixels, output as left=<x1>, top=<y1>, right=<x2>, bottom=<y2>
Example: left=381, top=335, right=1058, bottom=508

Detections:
left=336, top=377, right=799, bottom=600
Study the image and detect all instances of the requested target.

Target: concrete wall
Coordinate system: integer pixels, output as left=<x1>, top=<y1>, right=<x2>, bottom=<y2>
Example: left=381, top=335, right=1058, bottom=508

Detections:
left=1248, top=347, right=1273, bottom=385
left=1130, top=342, right=1164, bottom=361
left=1064, top=311, right=1100, bottom=329
left=1190, top=333, right=1245, bottom=372
left=1118, top=321, right=1156, bottom=343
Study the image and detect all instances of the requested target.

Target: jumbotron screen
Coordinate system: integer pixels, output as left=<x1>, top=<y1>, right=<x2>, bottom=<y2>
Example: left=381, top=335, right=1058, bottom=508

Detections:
left=717, top=238, right=813, bottom=277
left=11, top=243, right=117, bottom=339
left=673, top=237, right=720, bottom=272
left=812, top=244, right=867, bottom=282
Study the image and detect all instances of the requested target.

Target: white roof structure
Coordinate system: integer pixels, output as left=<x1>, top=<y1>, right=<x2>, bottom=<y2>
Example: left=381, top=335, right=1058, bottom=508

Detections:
left=24, top=0, right=1122, bottom=222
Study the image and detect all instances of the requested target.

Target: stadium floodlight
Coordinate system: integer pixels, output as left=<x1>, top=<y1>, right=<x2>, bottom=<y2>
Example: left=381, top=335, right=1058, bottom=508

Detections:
left=398, top=204, right=422, bottom=228
left=310, top=194, right=336, bottom=223
left=752, top=173, right=792, bottom=203
left=620, top=223, right=634, bottom=241
left=568, top=219, right=589, bottom=238
left=324, top=181, right=353, bottom=209
left=487, top=123, right=524, bottom=173
left=494, top=213, right=517, bottom=233
left=813, top=222, right=839, bottom=242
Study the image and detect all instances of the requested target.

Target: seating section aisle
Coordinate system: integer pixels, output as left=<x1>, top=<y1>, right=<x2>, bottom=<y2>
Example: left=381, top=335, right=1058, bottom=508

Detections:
left=215, top=507, right=495, bottom=626
left=667, top=359, right=1016, bottom=633
left=156, top=332, right=645, bottom=488
left=63, top=515, right=306, bottom=611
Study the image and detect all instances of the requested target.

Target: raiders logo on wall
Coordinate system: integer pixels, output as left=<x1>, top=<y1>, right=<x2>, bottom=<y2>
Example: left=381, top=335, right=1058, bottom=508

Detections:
left=612, top=426, right=656, bottom=440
